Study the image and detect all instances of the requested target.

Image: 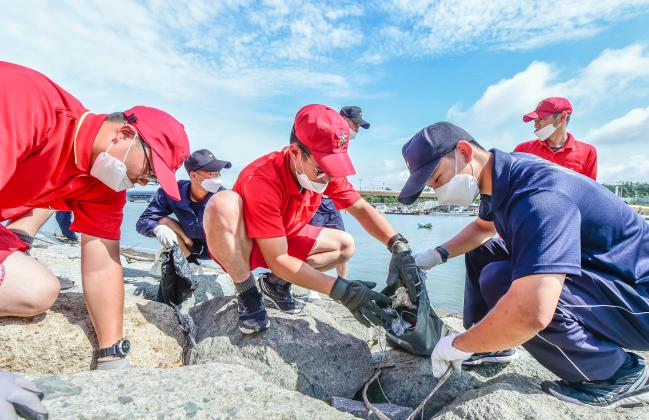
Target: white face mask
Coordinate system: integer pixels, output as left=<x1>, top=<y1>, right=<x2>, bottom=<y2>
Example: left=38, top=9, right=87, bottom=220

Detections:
left=296, top=152, right=328, bottom=193
left=434, top=149, right=479, bottom=207
left=199, top=175, right=223, bottom=193
left=534, top=121, right=558, bottom=140
left=349, top=128, right=358, bottom=140
left=90, top=137, right=136, bottom=192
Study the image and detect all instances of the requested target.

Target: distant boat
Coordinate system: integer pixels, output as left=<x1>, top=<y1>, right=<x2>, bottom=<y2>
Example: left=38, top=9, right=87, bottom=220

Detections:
left=127, top=190, right=156, bottom=202
left=417, top=222, right=433, bottom=229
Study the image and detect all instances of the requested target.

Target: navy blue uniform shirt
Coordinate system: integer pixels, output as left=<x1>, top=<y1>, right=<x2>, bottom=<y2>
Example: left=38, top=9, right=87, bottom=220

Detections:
left=136, top=180, right=225, bottom=242
left=479, top=149, right=649, bottom=283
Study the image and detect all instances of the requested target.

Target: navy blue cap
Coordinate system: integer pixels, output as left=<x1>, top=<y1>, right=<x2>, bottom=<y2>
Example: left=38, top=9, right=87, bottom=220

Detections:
left=184, top=149, right=232, bottom=173
left=340, top=106, right=370, bottom=129
left=398, top=122, right=475, bottom=205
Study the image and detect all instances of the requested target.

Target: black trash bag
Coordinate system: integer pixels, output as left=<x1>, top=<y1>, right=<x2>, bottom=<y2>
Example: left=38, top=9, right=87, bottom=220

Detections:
left=156, top=244, right=197, bottom=344
left=380, top=256, right=449, bottom=356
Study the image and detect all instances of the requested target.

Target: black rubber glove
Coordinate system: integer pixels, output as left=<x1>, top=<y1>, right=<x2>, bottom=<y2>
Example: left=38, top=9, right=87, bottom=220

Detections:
left=386, top=235, right=421, bottom=304
left=329, top=277, right=396, bottom=328
left=0, top=371, right=48, bottom=420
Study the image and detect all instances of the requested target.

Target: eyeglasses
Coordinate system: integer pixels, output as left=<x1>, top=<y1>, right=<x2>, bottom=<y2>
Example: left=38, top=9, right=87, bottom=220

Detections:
left=138, top=138, right=158, bottom=184
left=304, top=152, right=328, bottom=180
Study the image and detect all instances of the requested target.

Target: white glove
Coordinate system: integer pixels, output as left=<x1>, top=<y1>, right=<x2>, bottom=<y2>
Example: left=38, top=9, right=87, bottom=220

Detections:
left=152, top=225, right=178, bottom=248
left=413, top=248, right=444, bottom=270
left=430, top=334, right=473, bottom=378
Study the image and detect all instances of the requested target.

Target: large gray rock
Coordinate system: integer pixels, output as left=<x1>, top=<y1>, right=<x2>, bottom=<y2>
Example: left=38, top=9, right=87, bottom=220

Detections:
left=188, top=295, right=374, bottom=400
left=31, top=363, right=355, bottom=419
left=0, top=293, right=185, bottom=373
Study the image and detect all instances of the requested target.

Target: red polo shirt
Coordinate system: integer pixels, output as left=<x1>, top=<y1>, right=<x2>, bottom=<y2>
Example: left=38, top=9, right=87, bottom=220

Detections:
left=233, top=148, right=361, bottom=240
left=513, top=133, right=597, bottom=180
left=0, top=61, right=125, bottom=240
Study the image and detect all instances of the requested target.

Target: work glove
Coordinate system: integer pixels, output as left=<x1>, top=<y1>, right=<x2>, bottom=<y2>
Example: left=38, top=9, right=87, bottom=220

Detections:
left=386, top=235, right=421, bottom=304
left=329, top=277, right=396, bottom=328
left=430, top=334, right=473, bottom=378
left=152, top=225, right=178, bottom=249
left=0, top=371, right=48, bottom=420
left=413, top=248, right=444, bottom=270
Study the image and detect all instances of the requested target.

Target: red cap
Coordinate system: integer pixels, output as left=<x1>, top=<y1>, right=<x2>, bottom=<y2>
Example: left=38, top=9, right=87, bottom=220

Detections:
left=123, top=106, right=190, bottom=201
left=294, top=104, right=355, bottom=177
left=523, top=97, right=572, bottom=122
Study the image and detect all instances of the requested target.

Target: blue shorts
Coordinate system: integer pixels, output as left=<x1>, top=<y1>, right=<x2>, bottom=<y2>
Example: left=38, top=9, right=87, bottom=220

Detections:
left=188, top=239, right=210, bottom=260
left=310, top=197, right=345, bottom=231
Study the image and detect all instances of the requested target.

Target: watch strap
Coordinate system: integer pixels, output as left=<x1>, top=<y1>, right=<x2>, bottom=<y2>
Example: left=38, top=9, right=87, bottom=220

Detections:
left=387, top=233, right=407, bottom=252
left=435, top=246, right=450, bottom=263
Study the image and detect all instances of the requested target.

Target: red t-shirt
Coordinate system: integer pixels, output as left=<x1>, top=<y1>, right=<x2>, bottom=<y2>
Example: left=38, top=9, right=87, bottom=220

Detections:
left=513, top=133, right=597, bottom=180
left=0, top=62, right=125, bottom=240
left=233, top=148, right=361, bottom=239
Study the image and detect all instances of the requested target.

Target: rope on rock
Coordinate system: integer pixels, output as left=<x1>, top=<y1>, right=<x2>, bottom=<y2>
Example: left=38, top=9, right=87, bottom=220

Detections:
left=406, top=366, right=454, bottom=420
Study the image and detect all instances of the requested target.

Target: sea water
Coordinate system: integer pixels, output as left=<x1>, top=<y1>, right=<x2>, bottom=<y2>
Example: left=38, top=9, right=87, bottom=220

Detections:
left=40, top=202, right=473, bottom=313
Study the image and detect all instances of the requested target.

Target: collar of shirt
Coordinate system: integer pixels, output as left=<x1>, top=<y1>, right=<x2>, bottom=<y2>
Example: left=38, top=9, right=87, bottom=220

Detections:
left=73, top=113, right=108, bottom=172
left=489, top=148, right=512, bottom=212
left=540, top=132, right=575, bottom=152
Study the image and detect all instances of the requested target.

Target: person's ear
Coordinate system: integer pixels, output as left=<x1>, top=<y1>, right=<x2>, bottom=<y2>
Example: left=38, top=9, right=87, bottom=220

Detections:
left=289, top=143, right=301, bottom=158
left=456, top=140, right=474, bottom=164
left=117, top=124, right=138, bottom=142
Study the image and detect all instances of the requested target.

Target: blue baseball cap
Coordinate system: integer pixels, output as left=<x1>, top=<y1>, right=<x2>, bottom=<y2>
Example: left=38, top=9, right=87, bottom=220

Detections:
left=398, top=122, right=475, bottom=205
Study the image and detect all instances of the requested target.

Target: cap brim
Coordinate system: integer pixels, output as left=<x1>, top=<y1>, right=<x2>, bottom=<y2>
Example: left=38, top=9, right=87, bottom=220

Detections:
left=523, top=110, right=555, bottom=122
left=351, top=117, right=370, bottom=129
left=200, top=159, right=232, bottom=172
left=316, top=152, right=356, bottom=178
left=151, top=150, right=181, bottom=201
left=397, top=158, right=440, bottom=205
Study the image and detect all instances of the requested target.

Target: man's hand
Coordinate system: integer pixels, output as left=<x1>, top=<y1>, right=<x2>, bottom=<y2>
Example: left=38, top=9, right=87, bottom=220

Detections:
left=413, top=248, right=444, bottom=270
left=0, top=371, right=48, bottom=420
left=386, top=236, right=421, bottom=303
left=430, top=335, right=473, bottom=378
left=329, top=277, right=396, bottom=328
left=152, top=225, right=178, bottom=248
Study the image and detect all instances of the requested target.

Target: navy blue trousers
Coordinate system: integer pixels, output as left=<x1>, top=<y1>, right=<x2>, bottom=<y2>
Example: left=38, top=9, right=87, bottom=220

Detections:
left=464, top=238, right=649, bottom=382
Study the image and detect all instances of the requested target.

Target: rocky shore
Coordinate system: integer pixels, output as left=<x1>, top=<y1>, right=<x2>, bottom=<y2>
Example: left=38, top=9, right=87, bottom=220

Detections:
left=2, top=240, right=648, bottom=419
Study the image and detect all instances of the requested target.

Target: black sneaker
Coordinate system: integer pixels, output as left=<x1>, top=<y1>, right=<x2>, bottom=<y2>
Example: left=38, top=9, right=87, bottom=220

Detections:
left=462, top=348, right=519, bottom=366
left=258, top=273, right=305, bottom=314
left=237, top=287, right=270, bottom=334
left=542, top=352, right=649, bottom=408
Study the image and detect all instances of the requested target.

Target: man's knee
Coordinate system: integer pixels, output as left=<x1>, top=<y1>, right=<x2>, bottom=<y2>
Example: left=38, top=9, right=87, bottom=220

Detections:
left=0, top=258, right=60, bottom=317
left=478, top=260, right=513, bottom=308
left=22, top=275, right=60, bottom=316
left=205, top=191, right=243, bottom=228
left=337, top=231, right=355, bottom=262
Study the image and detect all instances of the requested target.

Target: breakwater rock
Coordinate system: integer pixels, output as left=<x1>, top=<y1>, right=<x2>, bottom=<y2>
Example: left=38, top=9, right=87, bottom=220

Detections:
left=3, top=243, right=649, bottom=419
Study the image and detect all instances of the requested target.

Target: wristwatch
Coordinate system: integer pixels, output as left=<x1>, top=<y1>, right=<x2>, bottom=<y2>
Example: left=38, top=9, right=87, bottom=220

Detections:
left=387, top=233, right=408, bottom=252
left=98, top=338, right=131, bottom=359
left=435, top=246, right=450, bottom=263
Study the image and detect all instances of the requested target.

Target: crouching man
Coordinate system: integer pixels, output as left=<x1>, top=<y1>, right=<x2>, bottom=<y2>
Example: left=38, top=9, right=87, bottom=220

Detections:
left=0, top=61, right=190, bottom=370
left=204, top=104, right=409, bottom=333
left=399, top=122, right=649, bottom=408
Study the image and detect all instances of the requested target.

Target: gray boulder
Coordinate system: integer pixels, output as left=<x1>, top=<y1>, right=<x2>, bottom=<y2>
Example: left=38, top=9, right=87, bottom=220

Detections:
left=0, top=293, right=185, bottom=373
left=31, top=363, right=355, bottom=419
left=187, top=295, right=374, bottom=400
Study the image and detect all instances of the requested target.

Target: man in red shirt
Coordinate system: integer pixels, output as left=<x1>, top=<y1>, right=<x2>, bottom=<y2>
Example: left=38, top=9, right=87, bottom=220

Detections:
left=515, top=97, right=597, bottom=180
left=0, top=62, right=190, bottom=370
left=204, top=104, right=410, bottom=334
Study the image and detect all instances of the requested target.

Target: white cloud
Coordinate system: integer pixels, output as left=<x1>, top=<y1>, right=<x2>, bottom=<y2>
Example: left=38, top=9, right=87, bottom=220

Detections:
left=599, top=155, right=649, bottom=182
left=382, top=0, right=649, bottom=56
left=443, top=44, right=649, bottom=182
left=586, top=106, right=649, bottom=145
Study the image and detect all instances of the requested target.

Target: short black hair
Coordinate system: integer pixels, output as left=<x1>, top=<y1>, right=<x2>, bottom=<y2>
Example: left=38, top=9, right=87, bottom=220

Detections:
left=290, top=128, right=311, bottom=156
left=106, top=112, right=127, bottom=123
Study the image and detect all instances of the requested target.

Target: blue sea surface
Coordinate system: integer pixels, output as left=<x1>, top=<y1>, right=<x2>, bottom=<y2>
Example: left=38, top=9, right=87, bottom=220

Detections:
left=41, top=203, right=474, bottom=313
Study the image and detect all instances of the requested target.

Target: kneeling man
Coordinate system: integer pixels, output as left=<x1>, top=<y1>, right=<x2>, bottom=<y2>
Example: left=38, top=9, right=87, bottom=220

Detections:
left=400, top=122, right=649, bottom=408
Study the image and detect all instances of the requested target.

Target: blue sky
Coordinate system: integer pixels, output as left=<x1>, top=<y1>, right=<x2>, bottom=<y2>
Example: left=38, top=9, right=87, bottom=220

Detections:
left=2, top=1, right=649, bottom=190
